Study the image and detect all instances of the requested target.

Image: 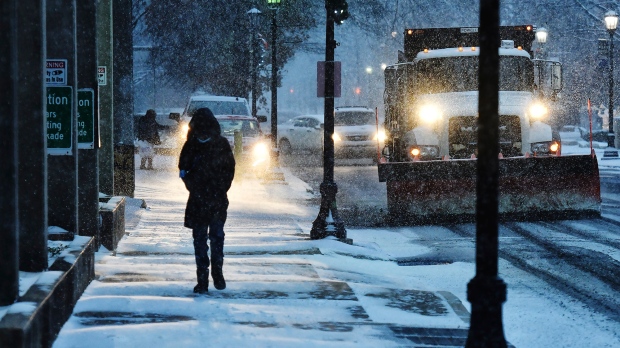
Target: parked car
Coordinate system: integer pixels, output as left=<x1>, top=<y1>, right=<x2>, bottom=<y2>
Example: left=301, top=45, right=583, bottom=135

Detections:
left=277, top=106, right=385, bottom=161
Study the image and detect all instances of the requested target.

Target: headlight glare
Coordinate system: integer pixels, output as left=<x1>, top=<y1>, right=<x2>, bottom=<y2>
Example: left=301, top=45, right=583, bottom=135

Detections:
left=332, top=133, right=341, bottom=142
left=252, top=142, right=270, bottom=166
left=374, top=130, right=386, bottom=142
left=181, top=124, right=190, bottom=139
left=419, top=105, right=442, bottom=123
left=529, top=103, right=548, bottom=119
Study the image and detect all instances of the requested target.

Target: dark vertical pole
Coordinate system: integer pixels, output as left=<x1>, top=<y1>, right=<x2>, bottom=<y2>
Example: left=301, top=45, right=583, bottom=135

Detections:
left=77, top=0, right=99, bottom=245
left=466, top=0, right=507, bottom=346
left=113, top=0, right=134, bottom=197
left=97, top=0, right=114, bottom=195
left=47, top=0, right=79, bottom=239
left=252, top=34, right=258, bottom=118
left=270, top=11, right=278, bottom=150
left=0, top=0, right=20, bottom=305
left=609, top=31, right=615, bottom=148
left=17, top=0, right=48, bottom=270
left=310, top=3, right=346, bottom=240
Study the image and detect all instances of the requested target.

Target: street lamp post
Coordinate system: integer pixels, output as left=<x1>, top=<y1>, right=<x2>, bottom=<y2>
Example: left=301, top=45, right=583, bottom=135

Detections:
left=465, top=0, right=507, bottom=346
left=605, top=10, right=618, bottom=148
left=247, top=8, right=261, bottom=118
left=310, top=0, right=348, bottom=240
left=535, top=27, right=548, bottom=96
left=268, top=0, right=280, bottom=155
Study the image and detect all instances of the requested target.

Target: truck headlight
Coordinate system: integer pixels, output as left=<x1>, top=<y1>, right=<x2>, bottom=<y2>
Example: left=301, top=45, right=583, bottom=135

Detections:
left=408, top=145, right=439, bottom=159
left=531, top=141, right=560, bottom=155
left=419, top=105, right=442, bottom=123
left=529, top=103, right=548, bottom=119
left=332, top=133, right=341, bottom=142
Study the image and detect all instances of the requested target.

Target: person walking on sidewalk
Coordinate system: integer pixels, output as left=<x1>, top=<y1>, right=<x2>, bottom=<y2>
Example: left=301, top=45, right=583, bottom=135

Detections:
left=136, top=109, right=161, bottom=170
left=179, top=108, right=235, bottom=293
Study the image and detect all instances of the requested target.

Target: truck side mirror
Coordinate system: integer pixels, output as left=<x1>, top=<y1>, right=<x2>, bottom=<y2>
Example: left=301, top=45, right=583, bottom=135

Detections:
left=256, top=115, right=268, bottom=123
left=169, top=112, right=181, bottom=122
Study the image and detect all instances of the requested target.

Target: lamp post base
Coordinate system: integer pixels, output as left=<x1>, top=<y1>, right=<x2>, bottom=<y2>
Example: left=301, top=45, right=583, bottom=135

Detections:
left=310, top=182, right=347, bottom=240
left=608, top=133, right=616, bottom=148
left=465, top=276, right=507, bottom=348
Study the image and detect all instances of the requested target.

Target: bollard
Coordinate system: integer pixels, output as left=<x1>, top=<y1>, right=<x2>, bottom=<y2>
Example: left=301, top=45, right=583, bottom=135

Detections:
left=233, top=130, right=243, bottom=178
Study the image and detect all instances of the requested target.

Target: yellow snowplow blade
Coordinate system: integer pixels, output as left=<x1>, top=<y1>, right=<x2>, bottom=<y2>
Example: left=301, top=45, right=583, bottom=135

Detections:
left=378, top=154, right=601, bottom=223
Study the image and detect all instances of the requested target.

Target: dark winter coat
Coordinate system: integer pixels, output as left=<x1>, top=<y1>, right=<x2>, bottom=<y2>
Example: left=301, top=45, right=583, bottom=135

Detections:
left=179, top=108, right=235, bottom=229
left=137, top=109, right=161, bottom=145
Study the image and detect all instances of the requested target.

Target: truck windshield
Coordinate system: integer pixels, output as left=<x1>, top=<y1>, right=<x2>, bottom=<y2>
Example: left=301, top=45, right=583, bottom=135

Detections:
left=335, top=111, right=375, bottom=126
left=415, top=56, right=533, bottom=94
left=187, top=101, right=249, bottom=116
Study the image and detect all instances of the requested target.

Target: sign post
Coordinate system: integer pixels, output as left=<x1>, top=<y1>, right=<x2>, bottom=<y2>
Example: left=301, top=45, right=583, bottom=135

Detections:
left=46, top=86, right=73, bottom=155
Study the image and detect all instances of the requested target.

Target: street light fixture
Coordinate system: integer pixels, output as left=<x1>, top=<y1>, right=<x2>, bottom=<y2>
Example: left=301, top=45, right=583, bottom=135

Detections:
left=534, top=27, right=548, bottom=96
left=247, top=8, right=261, bottom=118
left=267, top=0, right=281, bottom=9
left=535, top=27, right=548, bottom=45
left=605, top=10, right=618, bottom=148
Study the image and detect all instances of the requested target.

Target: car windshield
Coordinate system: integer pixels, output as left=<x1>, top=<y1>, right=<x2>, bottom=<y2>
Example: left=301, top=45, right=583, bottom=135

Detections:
left=415, top=56, right=533, bottom=93
left=187, top=101, right=248, bottom=116
left=334, top=111, right=375, bottom=126
left=217, top=119, right=260, bottom=137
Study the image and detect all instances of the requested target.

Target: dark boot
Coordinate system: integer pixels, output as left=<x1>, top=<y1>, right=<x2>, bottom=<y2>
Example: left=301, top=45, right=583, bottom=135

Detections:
left=194, top=268, right=209, bottom=294
left=211, top=263, right=226, bottom=290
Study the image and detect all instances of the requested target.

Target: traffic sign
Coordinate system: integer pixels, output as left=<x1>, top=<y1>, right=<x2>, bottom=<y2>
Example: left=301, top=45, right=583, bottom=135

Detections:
left=98, top=66, right=107, bottom=86
left=78, top=89, right=94, bottom=149
left=317, top=61, right=342, bottom=98
left=47, top=86, right=73, bottom=155
left=46, top=59, right=68, bottom=85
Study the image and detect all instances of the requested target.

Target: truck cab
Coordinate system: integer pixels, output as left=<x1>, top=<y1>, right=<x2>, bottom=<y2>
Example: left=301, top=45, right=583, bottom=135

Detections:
left=383, top=26, right=562, bottom=162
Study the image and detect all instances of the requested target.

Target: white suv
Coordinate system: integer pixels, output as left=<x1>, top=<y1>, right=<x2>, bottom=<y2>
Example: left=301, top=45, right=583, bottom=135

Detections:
left=333, top=106, right=384, bottom=159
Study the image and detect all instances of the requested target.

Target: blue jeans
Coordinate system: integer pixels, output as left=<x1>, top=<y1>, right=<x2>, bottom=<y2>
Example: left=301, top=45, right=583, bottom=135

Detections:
left=192, top=219, right=225, bottom=280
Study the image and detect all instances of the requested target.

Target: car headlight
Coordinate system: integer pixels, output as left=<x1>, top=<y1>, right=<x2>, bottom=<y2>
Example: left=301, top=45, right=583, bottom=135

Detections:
left=531, top=141, right=560, bottom=155
left=374, top=130, right=386, bottom=142
left=252, top=142, right=270, bottom=166
left=529, top=103, right=548, bottom=119
left=181, top=123, right=190, bottom=139
left=408, top=145, right=439, bottom=159
left=418, top=105, right=442, bottom=123
left=332, top=133, right=341, bottom=142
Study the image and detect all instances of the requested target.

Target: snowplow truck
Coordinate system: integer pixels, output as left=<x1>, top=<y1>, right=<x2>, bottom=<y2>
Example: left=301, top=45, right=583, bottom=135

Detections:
left=379, top=25, right=601, bottom=223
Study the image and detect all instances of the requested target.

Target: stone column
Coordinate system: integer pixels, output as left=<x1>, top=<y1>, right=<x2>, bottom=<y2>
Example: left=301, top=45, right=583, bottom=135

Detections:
left=77, top=0, right=100, bottom=246
left=17, top=0, right=48, bottom=271
left=112, top=0, right=135, bottom=197
left=47, top=0, right=79, bottom=239
left=97, top=0, right=114, bottom=195
left=0, top=0, right=19, bottom=305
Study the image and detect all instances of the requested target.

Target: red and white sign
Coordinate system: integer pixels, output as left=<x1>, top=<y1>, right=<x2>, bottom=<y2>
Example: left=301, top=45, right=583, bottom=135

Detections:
left=46, top=59, right=67, bottom=85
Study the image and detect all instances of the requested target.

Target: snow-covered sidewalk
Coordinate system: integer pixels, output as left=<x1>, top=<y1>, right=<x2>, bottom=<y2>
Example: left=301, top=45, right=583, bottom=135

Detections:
left=52, top=155, right=620, bottom=347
